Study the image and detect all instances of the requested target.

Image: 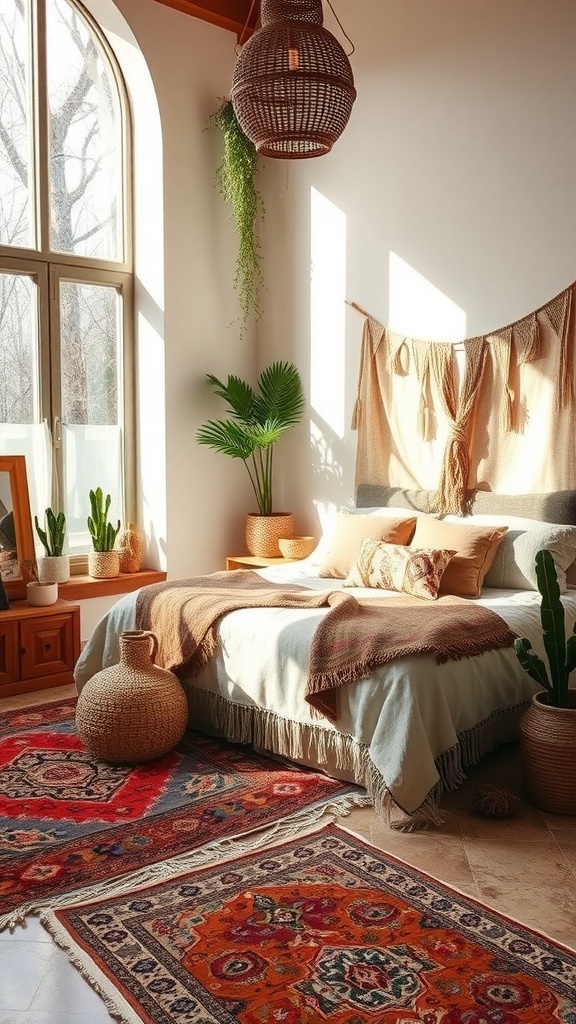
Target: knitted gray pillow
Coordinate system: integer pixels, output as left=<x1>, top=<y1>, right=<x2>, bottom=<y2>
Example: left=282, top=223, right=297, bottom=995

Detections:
left=484, top=522, right=576, bottom=592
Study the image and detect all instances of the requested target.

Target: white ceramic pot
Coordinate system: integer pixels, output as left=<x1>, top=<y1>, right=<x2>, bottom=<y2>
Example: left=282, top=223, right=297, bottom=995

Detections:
left=26, top=581, right=58, bottom=607
left=37, top=554, right=70, bottom=584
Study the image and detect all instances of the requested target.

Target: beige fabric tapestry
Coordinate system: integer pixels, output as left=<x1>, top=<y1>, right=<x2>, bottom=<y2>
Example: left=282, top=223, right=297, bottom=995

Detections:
left=352, top=282, right=576, bottom=514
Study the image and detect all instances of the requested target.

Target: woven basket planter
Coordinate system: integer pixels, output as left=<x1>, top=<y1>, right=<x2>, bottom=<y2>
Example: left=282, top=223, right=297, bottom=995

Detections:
left=519, top=690, right=576, bottom=814
left=245, top=513, right=295, bottom=558
left=89, top=550, right=120, bottom=579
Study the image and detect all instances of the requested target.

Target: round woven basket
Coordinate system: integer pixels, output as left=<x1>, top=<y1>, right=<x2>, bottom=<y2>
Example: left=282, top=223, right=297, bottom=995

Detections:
left=519, top=690, right=576, bottom=814
left=75, top=630, right=188, bottom=764
left=245, top=512, right=295, bottom=557
left=278, top=535, right=316, bottom=560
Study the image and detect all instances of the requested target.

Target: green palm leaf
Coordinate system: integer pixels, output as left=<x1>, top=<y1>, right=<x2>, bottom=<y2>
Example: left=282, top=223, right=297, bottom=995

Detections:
left=196, top=361, right=304, bottom=514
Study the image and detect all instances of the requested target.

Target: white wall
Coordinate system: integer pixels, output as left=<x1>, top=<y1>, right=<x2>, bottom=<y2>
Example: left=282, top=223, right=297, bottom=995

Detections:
left=257, top=0, right=576, bottom=534
left=78, top=0, right=576, bottom=637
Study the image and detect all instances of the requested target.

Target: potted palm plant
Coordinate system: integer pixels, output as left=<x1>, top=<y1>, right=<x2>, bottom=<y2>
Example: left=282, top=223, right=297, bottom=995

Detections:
left=34, top=508, right=69, bottom=584
left=87, top=487, right=121, bottom=578
left=196, top=361, right=305, bottom=556
left=514, top=548, right=576, bottom=814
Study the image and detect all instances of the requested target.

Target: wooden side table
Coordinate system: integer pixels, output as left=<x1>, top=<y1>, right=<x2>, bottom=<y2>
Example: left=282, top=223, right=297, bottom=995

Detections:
left=0, top=598, right=81, bottom=698
left=226, top=555, right=296, bottom=571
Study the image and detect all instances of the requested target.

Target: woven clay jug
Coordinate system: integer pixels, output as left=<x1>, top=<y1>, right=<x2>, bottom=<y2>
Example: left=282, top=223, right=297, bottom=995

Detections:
left=118, top=522, right=143, bottom=573
left=519, top=690, right=576, bottom=814
left=75, top=630, right=188, bottom=764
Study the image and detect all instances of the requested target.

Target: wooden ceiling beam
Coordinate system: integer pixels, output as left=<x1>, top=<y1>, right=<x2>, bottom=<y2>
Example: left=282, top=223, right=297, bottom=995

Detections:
left=152, top=0, right=257, bottom=38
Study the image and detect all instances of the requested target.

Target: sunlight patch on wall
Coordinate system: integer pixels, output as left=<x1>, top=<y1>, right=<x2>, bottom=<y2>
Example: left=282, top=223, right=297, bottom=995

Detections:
left=310, top=186, right=347, bottom=438
left=389, top=252, right=467, bottom=342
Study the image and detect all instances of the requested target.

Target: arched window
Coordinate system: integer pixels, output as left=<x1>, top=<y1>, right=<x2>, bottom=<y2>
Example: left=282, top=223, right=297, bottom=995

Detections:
left=0, top=0, right=133, bottom=560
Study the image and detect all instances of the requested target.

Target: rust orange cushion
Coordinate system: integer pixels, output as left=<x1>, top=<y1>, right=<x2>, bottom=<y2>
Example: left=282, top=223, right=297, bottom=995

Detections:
left=410, top=516, right=508, bottom=598
left=318, top=512, right=417, bottom=579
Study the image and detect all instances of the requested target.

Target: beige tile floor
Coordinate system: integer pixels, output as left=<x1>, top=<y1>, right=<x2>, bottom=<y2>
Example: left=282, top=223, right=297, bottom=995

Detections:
left=1, top=683, right=575, bottom=1023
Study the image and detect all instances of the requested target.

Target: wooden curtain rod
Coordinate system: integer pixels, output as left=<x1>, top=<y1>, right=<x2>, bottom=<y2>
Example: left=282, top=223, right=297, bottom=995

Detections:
left=345, top=299, right=470, bottom=351
left=346, top=299, right=373, bottom=319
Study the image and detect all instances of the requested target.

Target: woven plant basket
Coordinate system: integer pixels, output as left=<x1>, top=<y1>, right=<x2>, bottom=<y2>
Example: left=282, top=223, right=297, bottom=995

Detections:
left=519, top=690, right=576, bottom=814
left=75, top=630, right=188, bottom=764
left=246, top=512, right=295, bottom=557
left=88, top=550, right=120, bottom=579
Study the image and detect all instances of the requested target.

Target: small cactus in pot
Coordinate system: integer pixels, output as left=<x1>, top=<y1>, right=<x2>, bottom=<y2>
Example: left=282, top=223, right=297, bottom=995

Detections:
left=514, top=548, right=576, bottom=707
left=34, top=508, right=69, bottom=584
left=87, top=488, right=121, bottom=578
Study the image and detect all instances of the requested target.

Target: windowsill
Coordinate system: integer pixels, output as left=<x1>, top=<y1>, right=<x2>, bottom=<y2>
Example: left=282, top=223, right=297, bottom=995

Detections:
left=58, top=569, right=167, bottom=601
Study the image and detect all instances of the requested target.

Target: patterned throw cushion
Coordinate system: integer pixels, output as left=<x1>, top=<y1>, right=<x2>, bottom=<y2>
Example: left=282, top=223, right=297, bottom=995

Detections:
left=318, top=512, right=417, bottom=579
left=344, top=540, right=456, bottom=600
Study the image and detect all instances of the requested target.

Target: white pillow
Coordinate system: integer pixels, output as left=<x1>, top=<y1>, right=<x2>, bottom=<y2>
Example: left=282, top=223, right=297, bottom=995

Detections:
left=443, top=514, right=576, bottom=592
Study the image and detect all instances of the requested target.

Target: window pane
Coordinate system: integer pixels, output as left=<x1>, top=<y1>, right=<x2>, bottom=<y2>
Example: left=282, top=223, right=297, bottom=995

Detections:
left=0, top=0, right=34, bottom=248
left=60, top=279, right=124, bottom=551
left=0, top=271, right=39, bottom=423
left=46, top=0, right=122, bottom=259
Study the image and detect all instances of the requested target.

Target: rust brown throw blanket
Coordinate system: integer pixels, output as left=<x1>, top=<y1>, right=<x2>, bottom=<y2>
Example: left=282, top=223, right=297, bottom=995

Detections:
left=135, top=571, right=517, bottom=721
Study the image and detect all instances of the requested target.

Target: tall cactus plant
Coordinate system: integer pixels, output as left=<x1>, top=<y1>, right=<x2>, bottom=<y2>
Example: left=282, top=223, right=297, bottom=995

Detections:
left=34, top=508, right=66, bottom=556
left=514, top=548, right=576, bottom=708
left=87, top=488, right=120, bottom=552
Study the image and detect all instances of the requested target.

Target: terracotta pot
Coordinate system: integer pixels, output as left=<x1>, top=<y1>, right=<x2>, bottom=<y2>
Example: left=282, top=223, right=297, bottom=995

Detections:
left=245, top=512, right=295, bottom=557
left=519, top=689, right=576, bottom=814
left=118, top=522, right=144, bottom=573
left=88, top=550, right=120, bottom=579
left=75, top=630, right=188, bottom=764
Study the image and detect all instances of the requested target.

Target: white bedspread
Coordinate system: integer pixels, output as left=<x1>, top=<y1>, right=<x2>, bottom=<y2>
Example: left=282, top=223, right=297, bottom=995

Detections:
left=74, top=562, right=576, bottom=827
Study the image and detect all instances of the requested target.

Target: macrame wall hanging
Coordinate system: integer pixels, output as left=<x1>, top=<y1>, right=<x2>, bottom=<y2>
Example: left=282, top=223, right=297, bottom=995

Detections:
left=350, top=283, right=576, bottom=514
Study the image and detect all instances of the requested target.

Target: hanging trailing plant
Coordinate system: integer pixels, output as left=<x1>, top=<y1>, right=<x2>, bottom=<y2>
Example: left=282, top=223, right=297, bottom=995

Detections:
left=210, top=98, right=264, bottom=335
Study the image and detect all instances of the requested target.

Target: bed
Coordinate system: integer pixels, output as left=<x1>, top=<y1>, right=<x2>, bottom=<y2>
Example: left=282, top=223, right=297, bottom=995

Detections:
left=74, top=487, right=576, bottom=829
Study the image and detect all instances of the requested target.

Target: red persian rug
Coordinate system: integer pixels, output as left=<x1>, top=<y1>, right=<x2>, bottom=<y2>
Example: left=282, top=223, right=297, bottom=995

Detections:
left=44, top=823, right=576, bottom=1024
left=0, top=699, right=365, bottom=929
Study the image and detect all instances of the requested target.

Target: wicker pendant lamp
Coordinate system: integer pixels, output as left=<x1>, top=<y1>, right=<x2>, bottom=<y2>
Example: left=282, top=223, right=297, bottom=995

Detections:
left=231, top=0, right=356, bottom=159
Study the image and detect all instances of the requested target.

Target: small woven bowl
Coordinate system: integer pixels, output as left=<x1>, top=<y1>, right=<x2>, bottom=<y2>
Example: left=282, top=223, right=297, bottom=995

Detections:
left=278, top=535, right=316, bottom=560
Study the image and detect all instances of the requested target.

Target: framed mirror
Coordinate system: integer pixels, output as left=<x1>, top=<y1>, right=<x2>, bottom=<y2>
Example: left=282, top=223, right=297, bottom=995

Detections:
left=0, top=455, right=35, bottom=602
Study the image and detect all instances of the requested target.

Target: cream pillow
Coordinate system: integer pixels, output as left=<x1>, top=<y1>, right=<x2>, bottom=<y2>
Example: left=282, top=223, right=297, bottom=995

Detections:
left=344, top=540, right=455, bottom=600
left=318, top=512, right=417, bottom=579
left=410, top=516, right=508, bottom=598
left=443, top=514, right=576, bottom=593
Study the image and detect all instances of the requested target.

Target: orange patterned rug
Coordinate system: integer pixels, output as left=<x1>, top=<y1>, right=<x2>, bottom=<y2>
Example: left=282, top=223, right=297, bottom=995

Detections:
left=43, top=823, right=576, bottom=1023
left=0, top=700, right=365, bottom=930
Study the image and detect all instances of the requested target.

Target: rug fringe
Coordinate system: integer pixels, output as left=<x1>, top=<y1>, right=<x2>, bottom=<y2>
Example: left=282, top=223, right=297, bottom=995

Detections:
left=41, top=912, right=143, bottom=1024
left=1, top=791, right=368, bottom=933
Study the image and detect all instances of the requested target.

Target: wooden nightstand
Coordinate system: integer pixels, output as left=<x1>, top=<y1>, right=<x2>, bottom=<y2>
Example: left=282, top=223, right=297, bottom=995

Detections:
left=0, top=598, right=81, bottom=698
left=226, top=555, right=296, bottom=571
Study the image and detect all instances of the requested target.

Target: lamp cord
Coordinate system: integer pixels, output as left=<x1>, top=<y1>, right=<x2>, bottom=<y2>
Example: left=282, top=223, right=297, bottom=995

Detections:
left=325, top=0, right=355, bottom=56
left=236, top=1, right=355, bottom=57
left=236, top=0, right=258, bottom=52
